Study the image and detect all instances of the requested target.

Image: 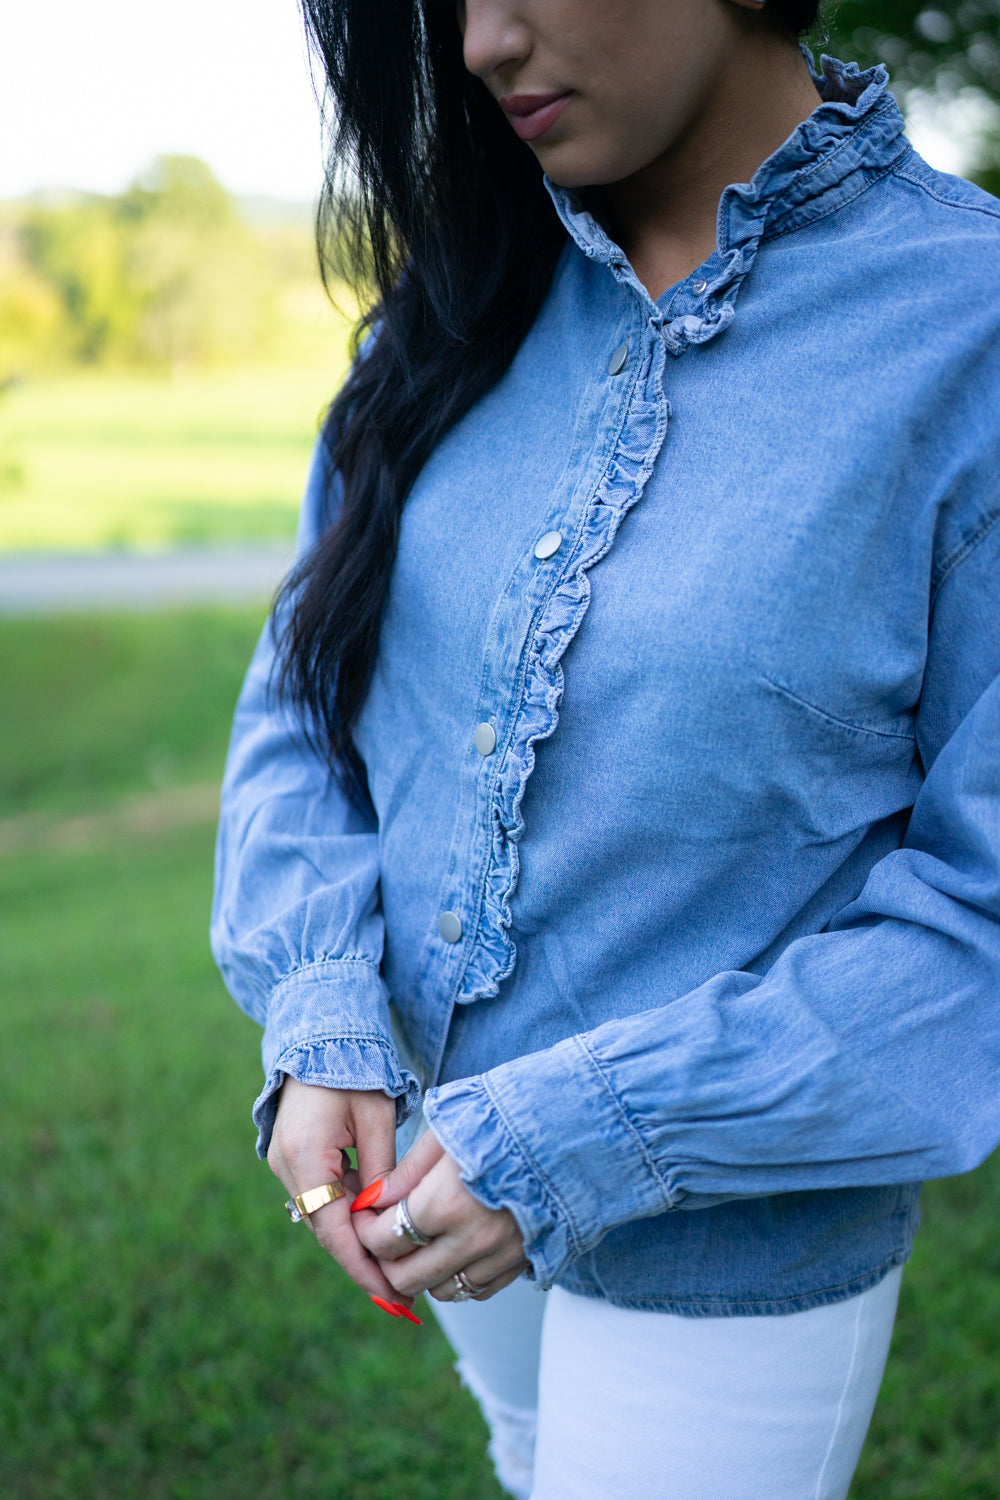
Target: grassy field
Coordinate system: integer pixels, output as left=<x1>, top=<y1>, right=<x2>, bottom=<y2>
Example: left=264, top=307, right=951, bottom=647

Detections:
left=2, top=611, right=999, bottom=1498
left=0, top=609, right=503, bottom=1500
left=0, top=355, right=352, bottom=552
left=0, top=611, right=269, bottom=820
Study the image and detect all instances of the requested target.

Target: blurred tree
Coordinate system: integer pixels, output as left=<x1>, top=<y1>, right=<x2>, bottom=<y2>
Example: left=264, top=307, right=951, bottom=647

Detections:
left=21, top=195, right=140, bottom=364
left=0, top=216, right=67, bottom=374
left=120, top=156, right=274, bottom=368
left=818, top=1, right=1000, bottom=189
left=13, top=157, right=275, bottom=372
left=0, top=377, right=25, bottom=494
left=820, top=1, right=1000, bottom=99
left=971, top=117, right=1000, bottom=192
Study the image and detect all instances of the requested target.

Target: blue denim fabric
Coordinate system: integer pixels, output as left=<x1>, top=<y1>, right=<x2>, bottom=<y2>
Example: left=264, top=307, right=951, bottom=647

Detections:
left=211, top=54, right=1000, bottom=1313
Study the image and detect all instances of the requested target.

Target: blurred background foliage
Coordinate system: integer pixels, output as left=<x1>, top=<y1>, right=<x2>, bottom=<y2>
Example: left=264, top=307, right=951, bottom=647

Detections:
left=821, top=0, right=1000, bottom=191
left=0, top=155, right=355, bottom=548
left=0, top=153, right=349, bottom=377
left=826, top=0, right=999, bottom=97
left=827, top=0, right=1000, bottom=193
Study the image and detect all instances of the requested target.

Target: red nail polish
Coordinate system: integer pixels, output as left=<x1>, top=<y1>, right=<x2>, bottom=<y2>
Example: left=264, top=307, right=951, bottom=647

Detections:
left=370, top=1296, right=402, bottom=1318
left=351, top=1180, right=384, bottom=1213
left=392, top=1303, right=423, bottom=1326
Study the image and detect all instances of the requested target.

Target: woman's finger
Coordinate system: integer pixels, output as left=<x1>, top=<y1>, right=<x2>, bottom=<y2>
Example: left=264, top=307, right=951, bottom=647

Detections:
left=354, top=1150, right=463, bottom=1259
left=376, top=1216, right=525, bottom=1298
left=267, top=1079, right=415, bottom=1306
left=277, top=1149, right=408, bottom=1302
left=307, top=1195, right=411, bottom=1304
left=351, top=1090, right=399, bottom=1191
left=354, top=1189, right=448, bottom=1261
left=440, top=1251, right=531, bottom=1296
left=350, top=1126, right=445, bottom=1223
left=268, top=1132, right=349, bottom=1198
left=427, top=1260, right=530, bottom=1304
left=474, top=1261, right=531, bottom=1300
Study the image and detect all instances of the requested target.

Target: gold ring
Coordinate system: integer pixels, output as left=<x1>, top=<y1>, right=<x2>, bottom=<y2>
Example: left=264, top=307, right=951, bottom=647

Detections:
left=285, top=1180, right=346, bottom=1222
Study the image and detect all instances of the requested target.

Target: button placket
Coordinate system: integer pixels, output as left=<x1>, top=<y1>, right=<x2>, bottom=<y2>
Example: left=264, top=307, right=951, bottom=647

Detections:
left=432, top=315, right=660, bottom=1001
left=432, top=519, right=570, bottom=959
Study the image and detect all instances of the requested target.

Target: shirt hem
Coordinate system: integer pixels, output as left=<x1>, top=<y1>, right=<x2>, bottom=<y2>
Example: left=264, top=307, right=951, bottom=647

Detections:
left=553, top=1245, right=913, bottom=1317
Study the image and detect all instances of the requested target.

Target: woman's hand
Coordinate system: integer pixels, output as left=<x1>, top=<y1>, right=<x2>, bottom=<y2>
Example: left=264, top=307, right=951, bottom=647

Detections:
left=267, top=1076, right=411, bottom=1305
left=352, top=1129, right=529, bottom=1302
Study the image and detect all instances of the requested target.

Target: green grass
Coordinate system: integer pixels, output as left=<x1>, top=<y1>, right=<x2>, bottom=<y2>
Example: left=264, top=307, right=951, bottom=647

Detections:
left=0, top=610, right=265, bottom=819
left=0, top=611, right=502, bottom=1498
left=1, top=611, right=999, bottom=1498
left=0, top=355, right=352, bottom=551
left=0, top=828, right=501, bottom=1500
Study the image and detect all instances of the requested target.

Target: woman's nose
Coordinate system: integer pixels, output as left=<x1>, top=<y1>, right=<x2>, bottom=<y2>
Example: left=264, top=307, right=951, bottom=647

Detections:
left=460, top=0, right=533, bottom=82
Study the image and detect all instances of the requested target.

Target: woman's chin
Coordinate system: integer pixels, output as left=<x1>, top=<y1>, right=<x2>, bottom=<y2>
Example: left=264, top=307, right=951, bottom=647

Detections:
left=530, top=137, right=647, bottom=192
left=532, top=150, right=604, bottom=189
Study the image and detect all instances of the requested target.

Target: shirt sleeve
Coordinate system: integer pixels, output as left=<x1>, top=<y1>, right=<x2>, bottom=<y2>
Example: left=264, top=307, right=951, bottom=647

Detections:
left=423, top=510, right=1000, bottom=1290
left=210, top=435, right=420, bottom=1157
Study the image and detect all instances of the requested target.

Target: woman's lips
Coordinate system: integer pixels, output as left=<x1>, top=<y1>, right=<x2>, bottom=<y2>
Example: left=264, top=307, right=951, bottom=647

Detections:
left=498, top=92, right=572, bottom=143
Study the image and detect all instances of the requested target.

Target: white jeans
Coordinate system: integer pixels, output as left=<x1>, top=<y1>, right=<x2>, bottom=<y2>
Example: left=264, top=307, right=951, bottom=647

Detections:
left=430, top=1267, right=902, bottom=1500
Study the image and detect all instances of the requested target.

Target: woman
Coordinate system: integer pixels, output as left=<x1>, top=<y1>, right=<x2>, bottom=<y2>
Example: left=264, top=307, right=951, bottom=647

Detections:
left=211, top=1, right=1000, bottom=1495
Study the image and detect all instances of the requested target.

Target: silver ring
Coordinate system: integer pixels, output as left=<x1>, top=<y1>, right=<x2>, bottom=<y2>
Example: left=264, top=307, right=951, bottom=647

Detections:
left=451, top=1269, right=487, bottom=1302
left=392, top=1197, right=432, bottom=1247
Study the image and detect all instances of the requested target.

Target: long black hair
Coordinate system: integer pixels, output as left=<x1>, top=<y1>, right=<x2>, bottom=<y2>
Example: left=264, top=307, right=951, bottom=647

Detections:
left=277, top=0, right=824, bottom=793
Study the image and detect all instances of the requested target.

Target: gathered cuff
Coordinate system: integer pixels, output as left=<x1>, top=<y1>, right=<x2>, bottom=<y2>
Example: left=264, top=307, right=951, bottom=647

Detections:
left=423, top=1075, right=575, bottom=1289
left=253, top=958, right=420, bottom=1156
left=424, top=1034, right=674, bottom=1287
left=253, top=1035, right=420, bottom=1157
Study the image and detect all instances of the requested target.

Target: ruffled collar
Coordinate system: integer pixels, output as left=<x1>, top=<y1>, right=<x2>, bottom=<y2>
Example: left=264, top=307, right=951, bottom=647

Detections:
left=543, top=53, right=909, bottom=353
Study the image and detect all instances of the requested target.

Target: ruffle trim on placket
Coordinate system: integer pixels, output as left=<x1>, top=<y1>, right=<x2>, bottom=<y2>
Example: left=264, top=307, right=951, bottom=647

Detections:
left=459, top=60, right=905, bottom=1004
left=662, top=245, right=748, bottom=358
left=457, top=347, right=670, bottom=1006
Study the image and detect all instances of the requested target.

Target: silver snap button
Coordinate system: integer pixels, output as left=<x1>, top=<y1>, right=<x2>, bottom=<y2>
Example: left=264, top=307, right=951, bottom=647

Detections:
left=474, top=722, right=497, bottom=756
left=691, top=278, right=708, bottom=295
left=608, top=340, right=629, bottom=376
left=533, top=530, right=562, bottom=560
left=438, top=911, right=463, bottom=944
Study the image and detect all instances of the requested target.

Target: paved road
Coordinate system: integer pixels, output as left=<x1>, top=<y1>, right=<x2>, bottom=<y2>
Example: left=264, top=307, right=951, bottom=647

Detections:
left=0, top=546, right=296, bottom=614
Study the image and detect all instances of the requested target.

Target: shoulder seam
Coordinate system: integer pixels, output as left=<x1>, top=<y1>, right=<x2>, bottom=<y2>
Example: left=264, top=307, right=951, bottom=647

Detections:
left=892, top=160, right=1000, bottom=223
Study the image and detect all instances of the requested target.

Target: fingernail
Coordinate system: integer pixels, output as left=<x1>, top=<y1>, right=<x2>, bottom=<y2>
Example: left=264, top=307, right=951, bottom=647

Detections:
left=351, top=1180, right=384, bottom=1213
left=370, top=1296, right=402, bottom=1319
left=392, top=1303, right=423, bottom=1326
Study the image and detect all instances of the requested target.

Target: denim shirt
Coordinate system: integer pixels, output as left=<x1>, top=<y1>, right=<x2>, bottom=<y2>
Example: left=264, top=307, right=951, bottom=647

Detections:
left=212, top=54, right=1000, bottom=1315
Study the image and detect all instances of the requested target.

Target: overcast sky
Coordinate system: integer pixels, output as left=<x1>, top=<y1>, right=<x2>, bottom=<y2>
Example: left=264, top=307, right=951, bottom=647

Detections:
left=1, top=0, right=325, bottom=202
left=0, top=1, right=983, bottom=204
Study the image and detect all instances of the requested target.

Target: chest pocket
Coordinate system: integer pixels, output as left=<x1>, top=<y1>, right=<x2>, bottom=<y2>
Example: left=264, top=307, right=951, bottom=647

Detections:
left=756, top=673, right=921, bottom=845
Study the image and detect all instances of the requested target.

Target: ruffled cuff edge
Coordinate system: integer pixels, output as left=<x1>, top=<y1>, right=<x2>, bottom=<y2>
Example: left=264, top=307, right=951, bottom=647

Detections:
left=254, top=959, right=420, bottom=1158
left=253, top=1034, right=421, bottom=1158
left=423, top=1074, right=578, bottom=1290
